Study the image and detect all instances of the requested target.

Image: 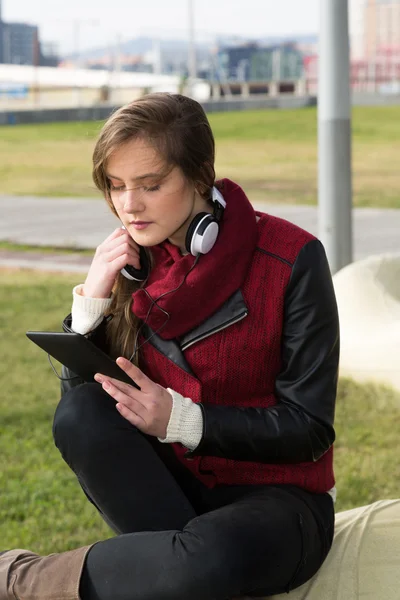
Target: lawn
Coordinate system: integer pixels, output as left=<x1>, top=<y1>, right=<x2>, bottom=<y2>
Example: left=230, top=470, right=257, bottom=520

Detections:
left=0, top=106, right=400, bottom=207
left=0, top=269, right=399, bottom=555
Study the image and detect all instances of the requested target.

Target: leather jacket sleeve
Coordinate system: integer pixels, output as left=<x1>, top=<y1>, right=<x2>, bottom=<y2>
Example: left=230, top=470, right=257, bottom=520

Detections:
left=59, top=313, right=110, bottom=396
left=188, top=239, right=339, bottom=464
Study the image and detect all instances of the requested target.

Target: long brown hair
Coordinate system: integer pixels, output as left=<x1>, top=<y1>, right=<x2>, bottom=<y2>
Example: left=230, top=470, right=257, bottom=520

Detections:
left=92, top=93, right=216, bottom=362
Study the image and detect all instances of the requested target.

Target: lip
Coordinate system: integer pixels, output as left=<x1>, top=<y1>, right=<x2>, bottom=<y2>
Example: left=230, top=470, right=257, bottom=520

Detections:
left=129, top=221, right=152, bottom=230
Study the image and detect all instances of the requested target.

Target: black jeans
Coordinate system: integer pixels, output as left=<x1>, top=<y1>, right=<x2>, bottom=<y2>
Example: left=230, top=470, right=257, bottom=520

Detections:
left=53, top=383, right=335, bottom=600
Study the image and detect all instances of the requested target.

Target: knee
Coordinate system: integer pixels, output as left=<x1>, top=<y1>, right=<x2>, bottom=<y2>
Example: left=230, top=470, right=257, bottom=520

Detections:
left=52, top=382, right=118, bottom=456
left=172, top=522, right=250, bottom=598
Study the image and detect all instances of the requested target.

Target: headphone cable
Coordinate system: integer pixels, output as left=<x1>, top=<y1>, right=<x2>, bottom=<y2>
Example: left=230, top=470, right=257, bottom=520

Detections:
left=129, top=254, right=200, bottom=361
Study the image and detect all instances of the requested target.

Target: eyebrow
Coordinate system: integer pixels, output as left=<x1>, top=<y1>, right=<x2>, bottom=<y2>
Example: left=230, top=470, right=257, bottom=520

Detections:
left=105, top=172, right=163, bottom=182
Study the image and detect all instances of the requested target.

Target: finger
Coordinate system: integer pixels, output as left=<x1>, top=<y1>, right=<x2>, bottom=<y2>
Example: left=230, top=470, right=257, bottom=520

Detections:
left=116, top=358, right=153, bottom=392
left=103, top=234, right=139, bottom=257
left=112, top=252, right=141, bottom=273
left=106, top=242, right=141, bottom=269
left=101, top=227, right=131, bottom=246
left=115, top=402, right=146, bottom=429
left=98, top=229, right=139, bottom=258
left=94, top=373, right=134, bottom=395
left=94, top=373, right=145, bottom=405
left=98, top=378, right=146, bottom=416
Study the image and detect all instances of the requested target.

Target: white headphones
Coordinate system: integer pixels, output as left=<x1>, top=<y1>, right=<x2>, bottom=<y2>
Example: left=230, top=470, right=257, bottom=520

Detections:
left=184, top=186, right=226, bottom=256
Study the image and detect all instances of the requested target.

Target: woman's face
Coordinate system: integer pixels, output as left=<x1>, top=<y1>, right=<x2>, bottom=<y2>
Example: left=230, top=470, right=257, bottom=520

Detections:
left=106, top=137, right=211, bottom=252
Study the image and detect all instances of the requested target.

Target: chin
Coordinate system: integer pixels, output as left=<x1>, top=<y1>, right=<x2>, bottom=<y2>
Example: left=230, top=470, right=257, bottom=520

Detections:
left=128, top=227, right=167, bottom=248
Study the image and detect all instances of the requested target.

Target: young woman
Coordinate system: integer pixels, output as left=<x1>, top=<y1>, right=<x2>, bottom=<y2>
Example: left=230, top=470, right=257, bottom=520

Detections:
left=0, top=93, right=339, bottom=600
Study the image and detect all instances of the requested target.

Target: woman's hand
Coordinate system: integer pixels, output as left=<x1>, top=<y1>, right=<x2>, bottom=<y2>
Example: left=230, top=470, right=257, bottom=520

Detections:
left=94, top=357, right=173, bottom=439
left=83, top=228, right=141, bottom=299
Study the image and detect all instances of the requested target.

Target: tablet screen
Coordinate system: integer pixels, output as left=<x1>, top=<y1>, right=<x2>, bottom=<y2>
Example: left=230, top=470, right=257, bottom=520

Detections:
left=26, top=331, right=139, bottom=388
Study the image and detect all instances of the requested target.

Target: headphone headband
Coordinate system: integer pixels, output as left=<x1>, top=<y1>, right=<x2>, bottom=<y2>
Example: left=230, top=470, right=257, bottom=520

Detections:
left=211, top=186, right=226, bottom=210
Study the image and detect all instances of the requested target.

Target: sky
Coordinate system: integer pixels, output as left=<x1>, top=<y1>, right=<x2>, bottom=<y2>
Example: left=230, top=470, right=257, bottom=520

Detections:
left=2, top=0, right=319, bottom=55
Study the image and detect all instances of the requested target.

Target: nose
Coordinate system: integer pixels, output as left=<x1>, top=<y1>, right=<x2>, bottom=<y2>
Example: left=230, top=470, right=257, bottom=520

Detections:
left=121, top=188, right=145, bottom=213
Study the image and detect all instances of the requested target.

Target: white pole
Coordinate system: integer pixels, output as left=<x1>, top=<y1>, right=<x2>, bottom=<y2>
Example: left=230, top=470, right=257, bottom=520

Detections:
left=115, top=34, right=122, bottom=105
left=188, top=0, right=196, bottom=81
left=318, top=0, right=353, bottom=273
left=153, top=38, right=161, bottom=75
left=73, top=20, right=82, bottom=107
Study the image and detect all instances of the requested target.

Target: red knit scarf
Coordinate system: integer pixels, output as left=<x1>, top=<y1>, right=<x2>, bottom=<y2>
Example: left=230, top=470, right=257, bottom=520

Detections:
left=131, top=179, right=258, bottom=340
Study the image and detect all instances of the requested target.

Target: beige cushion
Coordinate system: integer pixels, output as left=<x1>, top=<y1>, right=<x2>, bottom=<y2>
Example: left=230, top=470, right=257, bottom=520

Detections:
left=332, top=253, right=400, bottom=392
left=253, top=499, right=400, bottom=600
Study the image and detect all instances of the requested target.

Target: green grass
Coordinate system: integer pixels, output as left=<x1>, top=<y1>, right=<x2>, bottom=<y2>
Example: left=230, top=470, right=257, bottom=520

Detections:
left=0, top=106, right=399, bottom=206
left=0, top=270, right=112, bottom=554
left=0, top=269, right=399, bottom=554
left=0, top=241, right=94, bottom=255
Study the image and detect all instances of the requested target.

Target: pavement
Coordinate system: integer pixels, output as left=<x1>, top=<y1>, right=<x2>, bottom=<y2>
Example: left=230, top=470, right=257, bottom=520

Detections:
left=0, top=195, right=399, bottom=273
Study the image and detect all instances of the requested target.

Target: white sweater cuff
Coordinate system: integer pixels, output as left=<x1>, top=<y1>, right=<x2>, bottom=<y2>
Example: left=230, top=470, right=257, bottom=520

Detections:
left=71, top=284, right=112, bottom=335
left=158, top=389, right=203, bottom=450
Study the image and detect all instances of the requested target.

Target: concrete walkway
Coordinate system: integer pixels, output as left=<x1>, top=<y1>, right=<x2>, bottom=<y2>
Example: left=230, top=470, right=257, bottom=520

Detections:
left=1, top=195, right=399, bottom=272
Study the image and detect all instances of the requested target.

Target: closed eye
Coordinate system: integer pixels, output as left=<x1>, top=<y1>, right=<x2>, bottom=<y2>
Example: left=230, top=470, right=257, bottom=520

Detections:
left=110, top=185, right=161, bottom=192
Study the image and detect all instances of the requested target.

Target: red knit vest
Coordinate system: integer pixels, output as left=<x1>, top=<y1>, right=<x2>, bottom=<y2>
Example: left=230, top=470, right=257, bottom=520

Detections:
left=140, top=213, right=335, bottom=493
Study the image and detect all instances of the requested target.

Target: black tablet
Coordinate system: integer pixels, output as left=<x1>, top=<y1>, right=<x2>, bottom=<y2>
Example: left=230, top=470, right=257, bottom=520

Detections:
left=26, top=331, right=140, bottom=388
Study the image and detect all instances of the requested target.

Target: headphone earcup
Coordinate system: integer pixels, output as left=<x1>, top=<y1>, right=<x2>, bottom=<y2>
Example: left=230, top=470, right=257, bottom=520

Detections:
left=120, top=245, right=150, bottom=281
left=185, top=212, right=219, bottom=256
left=185, top=212, right=207, bottom=255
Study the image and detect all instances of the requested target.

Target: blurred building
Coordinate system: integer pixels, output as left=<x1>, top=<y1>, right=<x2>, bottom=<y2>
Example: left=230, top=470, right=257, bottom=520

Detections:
left=350, top=0, right=400, bottom=59
left=0, top=0, right=39, bottom=65
left=303, top=0, right=400, bottom=93
left=349, top=0, right=366, bottom=59
left=365, top=0, right=400, bottom=58
left=40, top=42, right=59, bottom=67
left=346, top=0, right=400, bottom=91
left=63, top=38, right=212, bottom=78
left=0, top=0, right=4, bottom=63
left=215, top=42, right=304, bottom=82
left=0, top=0, right=59, bottom=66
left=1, top=22, right=39, bottom=65
left=81, top=54, right=153, bottom=73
